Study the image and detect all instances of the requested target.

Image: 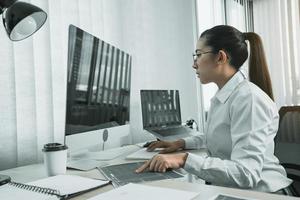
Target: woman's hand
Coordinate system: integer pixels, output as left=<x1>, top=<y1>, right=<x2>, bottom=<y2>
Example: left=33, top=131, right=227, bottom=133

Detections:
left=147, top=139, right=185, bottom=153
left=135, top=153, right=188, bottom=173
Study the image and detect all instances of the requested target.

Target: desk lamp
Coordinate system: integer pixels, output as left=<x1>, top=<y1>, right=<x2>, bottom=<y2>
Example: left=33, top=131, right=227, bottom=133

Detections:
left=0, top=0, right=47, bottom=185
left=0, top=0, right=47, bottom=41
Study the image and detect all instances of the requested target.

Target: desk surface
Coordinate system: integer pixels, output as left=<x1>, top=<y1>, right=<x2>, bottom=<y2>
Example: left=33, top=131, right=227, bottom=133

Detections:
left=0, top=145, right=298, bottom=200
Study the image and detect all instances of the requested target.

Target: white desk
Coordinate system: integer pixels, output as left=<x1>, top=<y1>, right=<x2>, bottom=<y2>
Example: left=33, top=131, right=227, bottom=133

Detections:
left=0, top=145, right=298, bottom=200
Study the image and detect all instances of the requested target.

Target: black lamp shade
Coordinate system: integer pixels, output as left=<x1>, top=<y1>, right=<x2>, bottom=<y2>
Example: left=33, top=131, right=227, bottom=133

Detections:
left=2, top=1, right=47, bottom=41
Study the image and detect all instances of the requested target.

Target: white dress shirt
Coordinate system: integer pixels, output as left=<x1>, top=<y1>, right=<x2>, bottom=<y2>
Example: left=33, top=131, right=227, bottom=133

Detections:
left=183, top=71, right=292, bottom=192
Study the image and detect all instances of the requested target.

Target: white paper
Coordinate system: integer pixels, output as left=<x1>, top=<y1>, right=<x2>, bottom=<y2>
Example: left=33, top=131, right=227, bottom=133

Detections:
left=87, top=146, right=137, bottom=160
left=87, top=183, right=198, bottom=200
left=67, top=159, right=106, bottom=171
left=28, top=174, right=109, bottom=196
left=126, top=148, right=163, bottom=160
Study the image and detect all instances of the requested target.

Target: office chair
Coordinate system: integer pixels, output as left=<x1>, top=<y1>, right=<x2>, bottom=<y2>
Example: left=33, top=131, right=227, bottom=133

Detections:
left=275, top=106, right=300, bottom=196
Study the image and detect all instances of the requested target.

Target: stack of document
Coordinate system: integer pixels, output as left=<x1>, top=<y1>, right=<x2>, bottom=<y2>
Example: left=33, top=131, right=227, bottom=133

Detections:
left=87, top=183, right=199, bottom=200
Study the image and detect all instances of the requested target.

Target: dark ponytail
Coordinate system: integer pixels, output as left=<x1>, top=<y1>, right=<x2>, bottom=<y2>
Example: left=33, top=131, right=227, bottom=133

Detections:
left=200, top=25, right=274, bottom=100
left=244, top=32, right=274, bottom=100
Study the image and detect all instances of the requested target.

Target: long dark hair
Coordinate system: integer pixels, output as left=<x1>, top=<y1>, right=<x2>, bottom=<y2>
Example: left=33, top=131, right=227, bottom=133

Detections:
left=200, top=25, right=274, bottom=100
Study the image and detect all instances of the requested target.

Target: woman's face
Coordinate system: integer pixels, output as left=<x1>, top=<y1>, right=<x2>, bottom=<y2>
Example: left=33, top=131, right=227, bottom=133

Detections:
left=193, top=38, right=218, bottom=84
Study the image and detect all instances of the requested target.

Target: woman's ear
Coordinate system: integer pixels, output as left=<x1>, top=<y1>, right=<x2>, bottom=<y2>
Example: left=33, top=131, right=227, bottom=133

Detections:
left=216, top=50, right=228, bottom=65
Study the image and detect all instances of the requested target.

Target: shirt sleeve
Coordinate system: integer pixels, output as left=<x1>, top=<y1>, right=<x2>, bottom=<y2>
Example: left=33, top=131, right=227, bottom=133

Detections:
left=182, top=133, right=206, bottom=150
left=184, top=91, right=278, bottom=189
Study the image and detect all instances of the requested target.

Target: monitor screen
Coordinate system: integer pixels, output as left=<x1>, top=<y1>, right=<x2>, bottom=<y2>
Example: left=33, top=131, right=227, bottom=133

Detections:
left=65, top=25, right=131, bottom=136
left=140, top=90, right=182, bottom=129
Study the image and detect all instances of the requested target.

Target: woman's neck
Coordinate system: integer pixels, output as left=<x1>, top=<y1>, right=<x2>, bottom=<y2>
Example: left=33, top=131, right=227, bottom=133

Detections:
left=215, top=67, right=237, bottom=89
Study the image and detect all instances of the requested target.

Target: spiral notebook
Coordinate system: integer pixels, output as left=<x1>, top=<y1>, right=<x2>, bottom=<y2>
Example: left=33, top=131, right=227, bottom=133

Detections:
left=0, top=174, right=110, bottom=200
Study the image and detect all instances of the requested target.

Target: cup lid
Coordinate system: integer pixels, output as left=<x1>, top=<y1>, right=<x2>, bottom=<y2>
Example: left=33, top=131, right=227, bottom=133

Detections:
left=0, top=175, right=11, bottom=186
left=42, top=143, right=68, bottom=152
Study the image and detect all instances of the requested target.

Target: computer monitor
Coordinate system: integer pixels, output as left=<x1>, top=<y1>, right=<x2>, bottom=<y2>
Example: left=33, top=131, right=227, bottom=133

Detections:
left=65, top=25, right=132, bottom=155
left=140, top=90, right=182, bottom=129
left=140, top=90, right=192, bottom=140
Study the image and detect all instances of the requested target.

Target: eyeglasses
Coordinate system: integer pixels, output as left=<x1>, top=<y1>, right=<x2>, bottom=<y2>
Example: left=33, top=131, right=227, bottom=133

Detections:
left=193, top=51, right=214, bottom=62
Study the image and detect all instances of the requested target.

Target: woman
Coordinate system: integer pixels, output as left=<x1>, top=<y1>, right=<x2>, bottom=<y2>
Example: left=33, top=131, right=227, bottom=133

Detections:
left=136, top=25, right=292, bottom=194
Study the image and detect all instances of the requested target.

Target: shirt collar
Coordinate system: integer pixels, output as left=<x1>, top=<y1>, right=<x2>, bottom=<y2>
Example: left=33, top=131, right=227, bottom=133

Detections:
left=212, top=71, right=246, bottom=104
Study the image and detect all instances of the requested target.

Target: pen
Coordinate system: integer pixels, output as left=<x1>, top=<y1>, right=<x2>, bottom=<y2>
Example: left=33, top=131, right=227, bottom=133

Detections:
left=143, top=139, right=160, bottom=148
left=143, top=141, right=154, bottom=148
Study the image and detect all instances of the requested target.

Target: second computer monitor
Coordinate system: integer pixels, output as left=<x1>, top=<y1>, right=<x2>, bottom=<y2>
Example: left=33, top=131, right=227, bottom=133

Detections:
left=140, top=90, right=193, bottom=140
left=140, top=90, right=182, bottom=129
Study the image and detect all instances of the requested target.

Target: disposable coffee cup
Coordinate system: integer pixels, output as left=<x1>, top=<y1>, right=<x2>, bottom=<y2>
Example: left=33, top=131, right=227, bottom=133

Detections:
left=42, top=143, right=68, bottom=176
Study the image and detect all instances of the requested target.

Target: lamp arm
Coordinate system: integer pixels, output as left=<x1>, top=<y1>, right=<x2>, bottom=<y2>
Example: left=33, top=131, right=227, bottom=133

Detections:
left=0, top=0, right=17, bottom=14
